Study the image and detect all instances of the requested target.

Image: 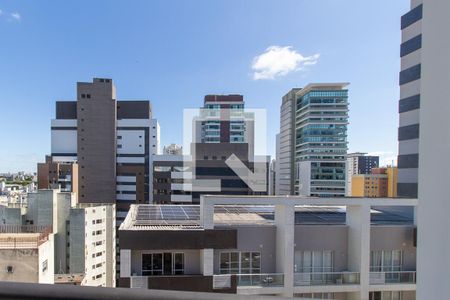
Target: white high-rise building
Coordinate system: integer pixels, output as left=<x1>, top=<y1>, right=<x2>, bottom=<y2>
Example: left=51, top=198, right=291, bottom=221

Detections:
left=409, top=0, right=450, bottom=299
left=277, top=84, right=349, bottom=197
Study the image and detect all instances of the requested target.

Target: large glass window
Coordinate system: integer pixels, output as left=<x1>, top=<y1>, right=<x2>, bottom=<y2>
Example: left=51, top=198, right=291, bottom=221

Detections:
left=220, top=251, right=261, bottom=274
left=294, top=250, right=333, bottom=273
left=142, top=252, right=184, bottom=276
left=370, top=250, right=402, bottom=272
left=370, top=291, right=402, bottom=300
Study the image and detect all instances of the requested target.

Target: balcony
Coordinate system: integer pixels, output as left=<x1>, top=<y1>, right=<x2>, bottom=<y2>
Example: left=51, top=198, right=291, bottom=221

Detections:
left=236, top=273, right=284, bottom=287
left=129, top=275, right=237, bottom=294
left=294, top=272, right=360, bottom=286
left=369, top=271, right=416, bottom=285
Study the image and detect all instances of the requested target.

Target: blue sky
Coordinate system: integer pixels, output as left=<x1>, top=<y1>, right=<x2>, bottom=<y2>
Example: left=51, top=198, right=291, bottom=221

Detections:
left=0, top=0, right=409, bottom=172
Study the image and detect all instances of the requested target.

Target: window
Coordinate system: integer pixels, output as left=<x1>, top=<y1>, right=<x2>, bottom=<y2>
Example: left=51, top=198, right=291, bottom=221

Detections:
left=117, top=136, right=122, bottom=140
left=42, top=260, right=48, bottom=272
left=370, top=291, right=402, bottom=300
left=370, top=250, right=402, bottom=272
left=294, top=250, right=333, bottom=273
left=142, top=253, right=163, bottom=275
left=6, top=266, right=13, bottom=273
left=220, top=252, right=260, bottom=274
left=142, top=253, right=184, bottom=276
left=117, top=144, right=122, bottom=149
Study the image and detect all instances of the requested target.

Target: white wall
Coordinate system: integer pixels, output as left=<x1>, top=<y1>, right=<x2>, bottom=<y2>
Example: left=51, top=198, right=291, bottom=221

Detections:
left=417, top=0, right=450, bottom=299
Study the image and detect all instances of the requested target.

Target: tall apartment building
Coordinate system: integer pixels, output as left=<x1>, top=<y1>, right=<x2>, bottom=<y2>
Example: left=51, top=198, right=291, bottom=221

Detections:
left=351, top=167, right=398, bottom=198
left=68, top=204, right=116, bottom=287
left=0, top=189, right=115, bottom=286
left=37, top=156, right=78, bottom=193
left=346, top=153, right=380, bottom=196
left=276, top=84, right=349, bottom=197
left=152, top=154, right=192, bottom=204
left=397, top=2, right=422, bottom=198
left=118, top=195, right=417, bottom=299
left=400, top=0, right=450, bottom=299
left=197, top=95, right=252, bottom=147
left=152, top=94, right=268, bottom=204
left=44, top=78, right=160, bottom=222
left=26, top=189, right=116, bottom=287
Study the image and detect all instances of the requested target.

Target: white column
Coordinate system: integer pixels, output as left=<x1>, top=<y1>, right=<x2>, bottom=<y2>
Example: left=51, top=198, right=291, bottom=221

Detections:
left=200, top=196, right=214, bottom=229
left=200, top=249, right=214, bottom=276
left=120, top=249, right=131, bottom=278
left=346, top=204, right=370, bottom=300
left=274, top=203, right=295, bottom=297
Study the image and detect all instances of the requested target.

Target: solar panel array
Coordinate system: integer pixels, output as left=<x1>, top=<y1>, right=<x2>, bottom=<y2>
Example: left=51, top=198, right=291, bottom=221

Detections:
left=130, top=205, right=413, bottom=227
left=134, top=205, right=200, bottom=226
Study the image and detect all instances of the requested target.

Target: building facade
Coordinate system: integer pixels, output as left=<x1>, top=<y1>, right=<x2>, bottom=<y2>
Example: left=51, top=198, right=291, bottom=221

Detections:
left=0, top=227, right=54, bottom=284
left=277, top=84, right=349, bottom=197
left=346, top=153, right=380, bottom=196
left=397, top=2, right=422, bottom=198
left=4, top=189, right=117, bottom=287
left=118, top=195, right=417, bottom=300
left=351, top=167, right=397, bottom=198
left=37, top=156, right=78, bottom=193
left=44, top=78, right=159, bottom=222
left=69, top=204, right=116, bottom=287
left=411, top=0, right=450, bottom=299
left=152, top=94, right=268, bottom=204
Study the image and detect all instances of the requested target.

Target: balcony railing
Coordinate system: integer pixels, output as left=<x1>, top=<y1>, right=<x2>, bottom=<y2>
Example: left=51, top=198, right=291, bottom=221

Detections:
left=369, top=271, right=416, bottom=285
left=294, top=272, right=360, bottom=286
left=236, top=273, right=284, bottom=287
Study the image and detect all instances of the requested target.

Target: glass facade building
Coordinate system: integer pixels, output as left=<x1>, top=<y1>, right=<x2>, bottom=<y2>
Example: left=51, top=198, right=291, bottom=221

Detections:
left=293, top=85, right=349, bottom=197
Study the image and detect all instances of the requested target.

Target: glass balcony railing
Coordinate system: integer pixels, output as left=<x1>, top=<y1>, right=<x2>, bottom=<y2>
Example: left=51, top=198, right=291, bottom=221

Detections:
left=237, top=273, right=284, bottom=287
left=369, top=271, right=416, bottom=285
left=294, top=272, right=360, bottom=286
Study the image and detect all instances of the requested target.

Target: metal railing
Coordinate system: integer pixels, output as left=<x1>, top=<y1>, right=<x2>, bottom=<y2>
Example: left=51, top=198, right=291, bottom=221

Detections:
left=236, top=273, right=284, bottom=287
left=369, top=271, right=416, bottom=285
left=294, top=272, right=360, bottom=286
left=0, top=225, right=52, bottom=248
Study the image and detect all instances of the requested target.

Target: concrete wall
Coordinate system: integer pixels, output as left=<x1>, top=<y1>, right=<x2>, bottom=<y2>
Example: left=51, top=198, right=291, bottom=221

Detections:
left=69, top=209, right=85, bottom=274
left=0, top=206, right=21, bottom=225
left=295, top=225, right=348, bottom=272
left=0, top=249, right=39, bottom=282
left=417, top=0, right=450, bottom=299
left=214, top=225, right=277, bottom=274
left=371, top=226, right=416, bottom=271
left=77, top=79, right=117, bottom=204
left=26, top=190, right=55, bottom=226
left=53, top=193, right=73, bottom=273
left=38, top=235, right=55, bottom=284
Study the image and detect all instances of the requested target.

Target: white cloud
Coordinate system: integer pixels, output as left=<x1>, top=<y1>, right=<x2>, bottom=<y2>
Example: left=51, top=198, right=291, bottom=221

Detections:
left=10, top=12, right=20, bottom=21
left=251, top=46, right=319, bottom=80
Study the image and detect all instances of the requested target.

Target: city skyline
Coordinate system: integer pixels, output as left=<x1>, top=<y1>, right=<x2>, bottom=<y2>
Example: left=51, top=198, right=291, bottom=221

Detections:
left=0, top=0, right=409, bottom=172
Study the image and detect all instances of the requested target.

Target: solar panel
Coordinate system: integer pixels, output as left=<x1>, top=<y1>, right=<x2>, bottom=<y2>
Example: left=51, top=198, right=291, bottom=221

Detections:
left=130, top=204, right=413, bottom=227
left=133, top=205, right=201, bottom=226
